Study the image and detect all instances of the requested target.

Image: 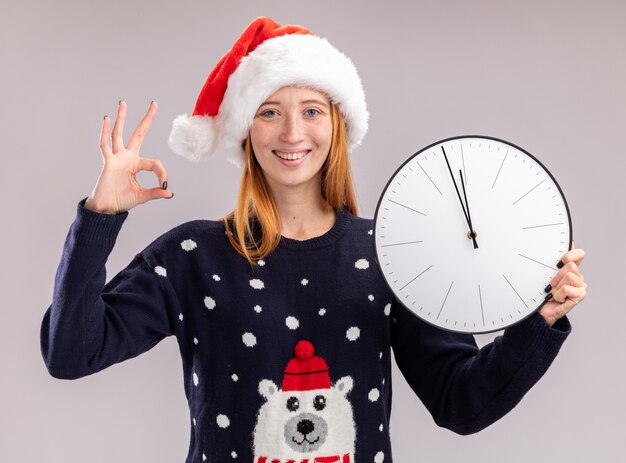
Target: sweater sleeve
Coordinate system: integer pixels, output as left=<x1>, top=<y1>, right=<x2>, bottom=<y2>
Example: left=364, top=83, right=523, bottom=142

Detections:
left=40, top=199, right=178, bottom=380
left=390, top=298, right=570, bottom=435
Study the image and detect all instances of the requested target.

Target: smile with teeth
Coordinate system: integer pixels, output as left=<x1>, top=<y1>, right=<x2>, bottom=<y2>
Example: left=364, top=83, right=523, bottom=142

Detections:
left=274, top=150, right=309, bottom=160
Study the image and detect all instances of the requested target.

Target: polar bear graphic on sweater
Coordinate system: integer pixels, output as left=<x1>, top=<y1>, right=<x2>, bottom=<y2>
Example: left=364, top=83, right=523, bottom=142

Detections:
left=253, top=340, right=355, bottom=463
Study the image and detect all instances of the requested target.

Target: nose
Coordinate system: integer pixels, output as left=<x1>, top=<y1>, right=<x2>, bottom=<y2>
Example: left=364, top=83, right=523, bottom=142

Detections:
left=279, top=114, right=304, bottom=144
left=297, top=419, right=315, bottom=436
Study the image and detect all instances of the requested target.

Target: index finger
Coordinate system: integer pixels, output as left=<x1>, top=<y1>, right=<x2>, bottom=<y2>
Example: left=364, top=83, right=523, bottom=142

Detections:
left=126, top=101, right=158, bottom=151
left=562, top=247, right=585, bottom=267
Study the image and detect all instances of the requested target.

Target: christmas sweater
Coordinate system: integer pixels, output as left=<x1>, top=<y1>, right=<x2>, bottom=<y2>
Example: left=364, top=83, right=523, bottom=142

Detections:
left=41, top=198, right=571, bottom=462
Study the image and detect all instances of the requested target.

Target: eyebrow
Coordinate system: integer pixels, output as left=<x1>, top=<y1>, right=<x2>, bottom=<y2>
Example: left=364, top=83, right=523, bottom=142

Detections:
left=258, top=99, right=329, bottom=108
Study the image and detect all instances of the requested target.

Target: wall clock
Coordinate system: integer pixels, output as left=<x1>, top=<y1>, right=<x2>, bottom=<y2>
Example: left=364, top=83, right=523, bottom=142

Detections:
left=374, top=135, right=572, bottom=334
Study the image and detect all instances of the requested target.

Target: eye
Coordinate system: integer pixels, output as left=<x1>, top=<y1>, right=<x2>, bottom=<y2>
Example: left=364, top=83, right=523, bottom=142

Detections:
left=259, top=109, right=278, bottom=118
left=287, top=397, right=300, bottom=412
left=305, top=108, right=321, bottom=117
left=313, top=395, right=326, bottom=411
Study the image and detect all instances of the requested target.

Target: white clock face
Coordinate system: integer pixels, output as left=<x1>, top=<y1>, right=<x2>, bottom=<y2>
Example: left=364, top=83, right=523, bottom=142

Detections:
left=374, top=136, right=572, bottom=334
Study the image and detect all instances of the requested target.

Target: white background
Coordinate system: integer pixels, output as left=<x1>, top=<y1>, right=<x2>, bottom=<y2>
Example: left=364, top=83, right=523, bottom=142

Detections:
left=1, top=0, right=624, bottom=461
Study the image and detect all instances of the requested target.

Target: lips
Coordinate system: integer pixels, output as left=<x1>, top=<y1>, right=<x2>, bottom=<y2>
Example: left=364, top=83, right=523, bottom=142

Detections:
left=273, top=150, right=310, bottom=160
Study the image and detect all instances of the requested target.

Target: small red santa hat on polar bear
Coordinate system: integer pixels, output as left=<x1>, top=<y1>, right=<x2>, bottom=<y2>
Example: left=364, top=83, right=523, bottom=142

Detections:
left=253, top=340, right=355, bottom=462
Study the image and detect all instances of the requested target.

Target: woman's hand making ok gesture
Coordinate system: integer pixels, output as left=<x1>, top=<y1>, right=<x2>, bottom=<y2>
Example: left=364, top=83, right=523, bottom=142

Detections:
left=84, top=101, right=173, bottom=215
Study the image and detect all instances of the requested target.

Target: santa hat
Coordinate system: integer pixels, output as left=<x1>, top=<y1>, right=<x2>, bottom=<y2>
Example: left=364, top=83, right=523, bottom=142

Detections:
left=282, top=340, right=331, bottom=391
left=168, top=17, right=368, bottom=167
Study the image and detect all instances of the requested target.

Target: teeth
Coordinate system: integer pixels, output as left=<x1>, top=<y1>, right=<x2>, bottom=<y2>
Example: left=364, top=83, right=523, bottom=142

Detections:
left=275, top=151, right=307, bottom=160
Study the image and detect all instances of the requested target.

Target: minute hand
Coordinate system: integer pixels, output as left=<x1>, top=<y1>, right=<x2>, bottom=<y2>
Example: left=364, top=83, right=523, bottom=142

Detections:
left=441, top=146, right=479, bottom=249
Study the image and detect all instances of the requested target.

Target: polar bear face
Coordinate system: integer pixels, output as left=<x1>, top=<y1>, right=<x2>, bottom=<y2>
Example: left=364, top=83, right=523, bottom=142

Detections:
left=253, top=376, right=355, bottom=459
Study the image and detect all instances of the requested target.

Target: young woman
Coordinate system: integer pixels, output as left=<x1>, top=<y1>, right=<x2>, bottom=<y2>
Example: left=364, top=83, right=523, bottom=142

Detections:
left=41, top=17, right=587, bottom=463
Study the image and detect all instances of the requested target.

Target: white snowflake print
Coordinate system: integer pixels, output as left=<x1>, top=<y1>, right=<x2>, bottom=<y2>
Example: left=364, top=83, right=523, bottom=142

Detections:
left=250, top=279, right=265, bottom=290
left=379, top=351, right=383, bottom=359
left=285, top=316, right=299, bottom=330
left=301, top=278, right=309, bottom=286
left=231, top=374, right=239, bottom=382
left=384, top=303, right=391, bottom=316
left=193, top=337, right=199, bottom=345
left=368, top=229, right=373, bottom=235
left=180, top=239, right=197, bottom=251
left=192, top=417, right=197, bottom=426
left=213, top=274, right=221, bottom=281
left=258, top=259, right=266, bottom=266
left=346, top=326, right=361, bottom=341
left=204, top=296, right=216, bottom=310
left=231, top=451, right=238, bottom=459
left=318, top=308, right=326, bottom=316
left=355, top=258, right=369, bottom=270
left=368, top=294, right=375, bottom=301
left=202, top=453, right=207, bottom=461
left=154, top=266, right=167, bottom=277
left=379, top=424, right=383, bottom=432
left=178, top=313, right=184, bottom=321
left=375, top=451, right=385, bottom=463
left=368, top=388, right=380, bottom=402
left=242, top=332, right=257, bottom=347
left=254, top=305, right=262, bottom=313
left=193, top=372, right=199, bottom=386
left=216, top=414, right=230, bottom=428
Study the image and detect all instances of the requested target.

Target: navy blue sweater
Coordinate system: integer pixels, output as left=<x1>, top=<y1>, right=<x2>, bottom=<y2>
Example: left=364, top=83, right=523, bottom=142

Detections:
left=41, top=199, right=570, bottom=462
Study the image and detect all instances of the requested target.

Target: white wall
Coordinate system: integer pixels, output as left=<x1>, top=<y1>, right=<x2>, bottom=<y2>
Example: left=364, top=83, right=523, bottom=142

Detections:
left=1, top=0, right=623, bottom=461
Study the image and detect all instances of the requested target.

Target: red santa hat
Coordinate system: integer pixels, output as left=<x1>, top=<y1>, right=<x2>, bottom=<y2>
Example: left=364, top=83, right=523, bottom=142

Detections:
left=168, top=17, right=368, bottom=167
left=282, top=340, right=331, bottom=391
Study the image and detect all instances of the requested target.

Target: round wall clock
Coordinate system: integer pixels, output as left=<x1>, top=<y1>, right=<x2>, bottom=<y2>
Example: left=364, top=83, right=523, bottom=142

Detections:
left=374, top=135, right=572, bottom=334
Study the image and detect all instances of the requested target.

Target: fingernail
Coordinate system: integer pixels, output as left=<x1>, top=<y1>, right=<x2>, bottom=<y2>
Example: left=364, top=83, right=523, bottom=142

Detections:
left=544, top=293, right=553, bottom=301
left=544, top=284, right=552, bottom=293
left=162, top=181, right=168, bottom=190
left=119, top=100, right=122, bottom=105
left=104, top=115, right=108, bottom=119
left=557, top=260, right=564, bottom=268
left=166, top=193, right=174, bottom=199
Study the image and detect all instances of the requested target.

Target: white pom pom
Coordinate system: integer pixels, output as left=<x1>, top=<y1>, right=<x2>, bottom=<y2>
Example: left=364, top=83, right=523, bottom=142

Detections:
left=168, top=114, right=218, bottom=162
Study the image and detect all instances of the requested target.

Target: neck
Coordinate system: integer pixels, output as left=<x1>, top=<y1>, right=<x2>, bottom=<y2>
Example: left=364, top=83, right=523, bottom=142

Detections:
left=270, top=183, right=336, bottom=241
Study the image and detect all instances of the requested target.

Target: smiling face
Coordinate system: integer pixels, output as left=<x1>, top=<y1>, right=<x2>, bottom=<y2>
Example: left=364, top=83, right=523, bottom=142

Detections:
left=249, top=86, right=333, bottom=195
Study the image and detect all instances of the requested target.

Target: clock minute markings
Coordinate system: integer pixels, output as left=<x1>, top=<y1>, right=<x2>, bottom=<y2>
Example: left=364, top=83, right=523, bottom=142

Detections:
left=387, top=199, right=427, bottom=216
left=399, top=265, right=433, bottom=291
left=512, top=179, right=546, bottom=205
left=478, top=284, right=485, bottom=327
left=502, top=274, right=528, bottom=308
left=491, top=150, right=508, bottom=189
left=436, top=281, right=454, bottom=320
left=518, top=253, right=557, bottom=270
left=522, top=222, right=564, bottom=230
left=381, top=240, right=423, bottom=248
left=416, top=160, right=443, bottom=195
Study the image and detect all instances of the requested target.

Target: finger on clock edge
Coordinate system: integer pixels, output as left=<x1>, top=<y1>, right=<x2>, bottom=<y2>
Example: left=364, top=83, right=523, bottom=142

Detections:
left=562, top=247, right=585, bottom=266
left=548, top=260, right=581, bottom=290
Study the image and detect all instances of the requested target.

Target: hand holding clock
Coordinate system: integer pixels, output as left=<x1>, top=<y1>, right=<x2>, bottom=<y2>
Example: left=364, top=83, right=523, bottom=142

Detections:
left=539, top=245, right=587, bottom=327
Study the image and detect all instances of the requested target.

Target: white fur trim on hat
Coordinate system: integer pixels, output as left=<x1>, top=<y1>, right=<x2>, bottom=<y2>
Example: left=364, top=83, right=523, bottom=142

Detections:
left=168, top=114, right=219, bottom=163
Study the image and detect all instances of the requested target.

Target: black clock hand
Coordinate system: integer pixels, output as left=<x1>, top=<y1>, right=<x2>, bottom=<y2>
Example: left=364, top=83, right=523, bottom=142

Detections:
left=459, top=169, right=478, bottom=249
left=441, top=146, right=479, bottom=249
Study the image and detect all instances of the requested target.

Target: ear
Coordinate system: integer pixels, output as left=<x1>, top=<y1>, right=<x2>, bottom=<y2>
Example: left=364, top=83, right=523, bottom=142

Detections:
left=258, top=379, right=278, bottom=399
left=335, top=376, right=353, bottom=396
